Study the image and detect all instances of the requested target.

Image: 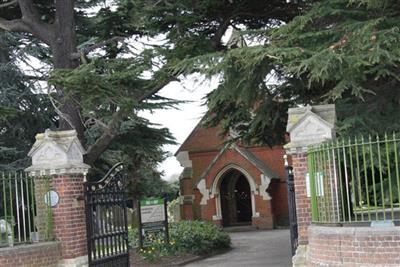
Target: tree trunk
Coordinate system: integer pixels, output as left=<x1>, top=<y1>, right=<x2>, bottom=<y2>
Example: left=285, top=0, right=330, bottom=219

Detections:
left=51, top=0, right=85, bottom=144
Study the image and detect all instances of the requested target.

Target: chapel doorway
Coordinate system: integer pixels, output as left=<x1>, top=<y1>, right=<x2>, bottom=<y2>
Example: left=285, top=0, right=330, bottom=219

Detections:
left=220, top=169, right=252, bottom=227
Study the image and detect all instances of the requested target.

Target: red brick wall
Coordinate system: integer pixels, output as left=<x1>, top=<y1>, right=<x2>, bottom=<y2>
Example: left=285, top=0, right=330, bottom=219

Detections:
left=249, top=146, right=287, bottom=180
left=201, top=196, right=217, bottom=221
left=190, top=151, right=218, bottom=184
left=253, top=195, right=273, bottom=229
left=0, top=242, right=61, bottom=267
left=180, top=178, right=192, bottom=195
left=178, top=125, right=224, bottom=153
left=50, top=174, right=87, bottom=259
left=180, top=176, right=195, bottom=220
left=292, top=153, right=311, bottom=245
left=180, top=145, right=288, bottom=229
left=308, top=225, right=400, bottom=266
left=181, top=204, right=194, bottom=220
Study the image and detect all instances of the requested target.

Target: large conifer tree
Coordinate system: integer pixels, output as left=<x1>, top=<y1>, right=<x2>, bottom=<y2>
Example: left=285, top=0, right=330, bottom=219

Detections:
left=170, top=0, right=400, bottom=142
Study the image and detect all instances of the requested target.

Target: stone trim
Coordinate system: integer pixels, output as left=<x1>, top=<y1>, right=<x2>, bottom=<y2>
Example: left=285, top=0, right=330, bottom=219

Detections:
left=25, top=163, right=90, bottom=177
left=176, top=151, right=193, bottom=168
left=308, top=225, right=400, bottom=266
left=210, top=164, right=259, bottom=221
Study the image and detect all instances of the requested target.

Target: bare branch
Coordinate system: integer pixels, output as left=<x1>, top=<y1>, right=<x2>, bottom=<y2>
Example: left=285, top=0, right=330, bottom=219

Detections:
left=24, top=74, right=48, bottom=81
left=71, top=36, right=126, bottom=59
left=0, top=0, right=17, bottom=8
left=211, top=16, right=231, bottom=50
left=84, top=110, right=123, bottom=165
left=0, top=17, right=29, bottom=32
left=48, top=94, right=75, bottom=130
left=85, top=117, right=109, bottom=130
left=14, top=0, right=54, bottom=45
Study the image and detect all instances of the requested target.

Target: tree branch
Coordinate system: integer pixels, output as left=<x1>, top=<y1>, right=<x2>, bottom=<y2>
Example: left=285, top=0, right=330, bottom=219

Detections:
left=211, top=16, right=231, bottom=50
left=15, top=0, right=54, bottom=45
left=24, top=74, right=48, bottom=81
left=0, top=17, right=29, bottom=32
left=71, top=36, right=126, bottom=59
left=0, top=0, right=17, bottom=8
left=84, top=76, right=178, bottom=165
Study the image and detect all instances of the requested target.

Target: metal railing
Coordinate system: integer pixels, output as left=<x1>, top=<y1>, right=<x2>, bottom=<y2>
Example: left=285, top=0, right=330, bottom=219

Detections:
left=0, top=172, right=53, bottom=247
left=308, top=133, right=400, bottom=224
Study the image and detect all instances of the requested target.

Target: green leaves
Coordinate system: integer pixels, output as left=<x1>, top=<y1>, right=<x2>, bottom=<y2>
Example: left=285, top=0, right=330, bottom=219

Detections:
left=194, top=0, right=400, bottom=143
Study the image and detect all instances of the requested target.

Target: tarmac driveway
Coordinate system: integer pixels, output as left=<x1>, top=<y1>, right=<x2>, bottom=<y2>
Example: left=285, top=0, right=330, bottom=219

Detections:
left=185, top=229, right=292, bottom=267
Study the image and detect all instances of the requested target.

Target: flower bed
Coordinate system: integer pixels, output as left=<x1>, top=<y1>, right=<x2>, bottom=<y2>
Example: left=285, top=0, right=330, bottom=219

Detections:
left=129, top=220, right=231, bottom=263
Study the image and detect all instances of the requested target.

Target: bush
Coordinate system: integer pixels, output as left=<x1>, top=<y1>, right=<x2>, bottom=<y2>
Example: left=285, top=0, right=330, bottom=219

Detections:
left=129, top=220, right=231, bottom=259
left=170, top=220, right=231, bottom=255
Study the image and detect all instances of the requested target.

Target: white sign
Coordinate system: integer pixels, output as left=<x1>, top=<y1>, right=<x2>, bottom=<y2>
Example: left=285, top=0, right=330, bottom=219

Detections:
left=140, top=204, right=165, bottom=223
left=306, top=172, right=324, bottom=197
left=44, top=190, right=59, bottom=207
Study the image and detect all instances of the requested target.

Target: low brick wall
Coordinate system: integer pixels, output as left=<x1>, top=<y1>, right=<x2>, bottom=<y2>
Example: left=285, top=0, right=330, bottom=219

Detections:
left=0, top=242, right=61, bottom=267
left=308, top=225, right=400, bottom=267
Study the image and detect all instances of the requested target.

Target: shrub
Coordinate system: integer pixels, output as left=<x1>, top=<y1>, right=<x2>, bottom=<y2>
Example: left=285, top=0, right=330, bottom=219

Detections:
left=170, top=220, right=231, bottom=255
left=129, top=220, right=231, bottom=259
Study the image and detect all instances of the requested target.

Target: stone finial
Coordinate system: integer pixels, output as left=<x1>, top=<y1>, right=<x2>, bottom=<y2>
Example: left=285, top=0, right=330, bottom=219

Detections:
left=25, top=129, right=90, bottom=176
left=285, top=104, right=336, bottom=154
left=176, top=151, right=193, bottom=168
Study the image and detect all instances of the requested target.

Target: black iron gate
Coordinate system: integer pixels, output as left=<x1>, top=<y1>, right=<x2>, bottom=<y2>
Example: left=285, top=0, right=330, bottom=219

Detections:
left=84, top=163, right=130, bottom=267
left=285, top=161, right=298, bottom=256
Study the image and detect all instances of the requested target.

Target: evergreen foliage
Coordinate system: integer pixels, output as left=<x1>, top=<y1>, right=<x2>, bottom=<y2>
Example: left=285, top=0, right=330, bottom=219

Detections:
left=0, top=1, right=178, bottom=196
left=170, top=0, right=400, bottom=143
left=0, top=33, right=55, bottom=171
left=0, top=0, right=302, bottom=185
left=2, top=0, right=398, bottom=185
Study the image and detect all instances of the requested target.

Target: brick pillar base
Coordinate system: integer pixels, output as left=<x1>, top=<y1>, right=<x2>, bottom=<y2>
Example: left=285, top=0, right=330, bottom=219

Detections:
left=292, top=153, right=311, bottom=245
left=51, top=174, right=87, bottom=260
left=285, top=104, right=337, bottom=266
left=26, top=130, right=90, bottom=267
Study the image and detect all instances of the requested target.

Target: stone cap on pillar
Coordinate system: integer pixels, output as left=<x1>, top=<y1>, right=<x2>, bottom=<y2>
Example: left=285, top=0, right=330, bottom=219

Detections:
left=284, top=104, right=336, bottom=154
left=25, top=129, right=90, bottom=176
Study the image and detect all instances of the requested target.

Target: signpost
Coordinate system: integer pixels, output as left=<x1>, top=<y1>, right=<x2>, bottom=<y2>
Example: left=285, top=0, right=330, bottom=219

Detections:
left=138, top=198, right=169, bottom=248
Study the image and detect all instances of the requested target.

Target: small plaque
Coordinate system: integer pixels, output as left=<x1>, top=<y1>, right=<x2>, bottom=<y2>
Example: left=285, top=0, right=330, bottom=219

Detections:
left=370, top=220, right=394, bottom=228
left=140, top=199, right=166, bottom=223
left=44, top=190, right=59, bottom=207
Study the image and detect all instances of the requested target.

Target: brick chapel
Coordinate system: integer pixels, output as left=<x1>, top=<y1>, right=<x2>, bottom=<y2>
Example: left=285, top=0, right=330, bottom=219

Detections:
left=175, top=120, right=289, bottom=229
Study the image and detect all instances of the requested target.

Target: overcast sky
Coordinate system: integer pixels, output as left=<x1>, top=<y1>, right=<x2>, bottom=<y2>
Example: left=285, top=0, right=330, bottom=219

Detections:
left=142, top=75, right=220, bottom=181
left=21, top=21, right=232, bottom=181
left=141, top=28, right=234, bottom=181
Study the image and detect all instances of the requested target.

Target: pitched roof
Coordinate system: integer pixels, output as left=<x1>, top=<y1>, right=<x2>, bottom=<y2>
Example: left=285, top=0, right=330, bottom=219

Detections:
left=194, top=144, right=279, bottom=186
left=28, top=129, right=86, bottom=157
left=286, top=104, right=336, bottom=132
left=234, top=145, right=279, bottom=179
left=175, top=118, right=226, bottom=155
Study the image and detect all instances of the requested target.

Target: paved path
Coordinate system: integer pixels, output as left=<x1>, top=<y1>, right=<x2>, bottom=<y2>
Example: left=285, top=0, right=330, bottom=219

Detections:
left=185, top=229, right=291, bottom=267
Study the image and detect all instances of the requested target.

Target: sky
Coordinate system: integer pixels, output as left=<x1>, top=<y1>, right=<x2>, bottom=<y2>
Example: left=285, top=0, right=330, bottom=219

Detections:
left=142, top=75, right=220, bottom=181
left=19, top=18, right=232, bottom=181
left=140, top=28, right=234, bottom=182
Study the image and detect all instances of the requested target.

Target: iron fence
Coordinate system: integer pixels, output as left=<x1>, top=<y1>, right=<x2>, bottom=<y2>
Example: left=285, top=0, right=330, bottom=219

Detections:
left=0, top=172, right=52, bottom=247
left=308, top=133, right=400, bottom=224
